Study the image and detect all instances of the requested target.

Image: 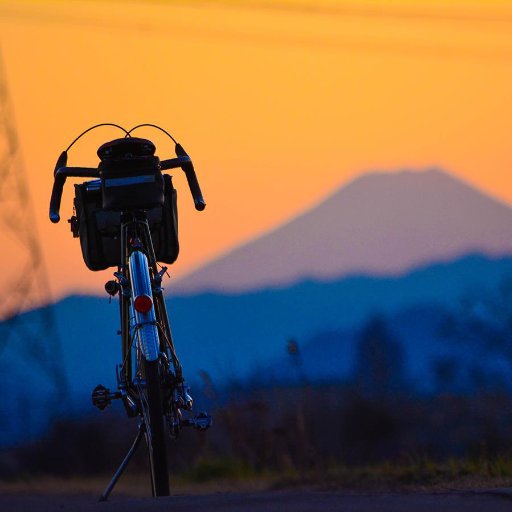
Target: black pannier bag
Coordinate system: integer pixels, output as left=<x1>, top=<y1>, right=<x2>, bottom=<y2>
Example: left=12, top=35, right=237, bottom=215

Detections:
left=98, top=137, right=165, bottom=211
left=73, top=174, right=179, bottom=271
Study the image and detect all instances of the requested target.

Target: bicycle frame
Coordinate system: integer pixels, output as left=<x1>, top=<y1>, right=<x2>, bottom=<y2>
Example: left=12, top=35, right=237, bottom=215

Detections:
left=117, top=213, right=184, bottom=418
left=96, top=210, right=205, bottom=499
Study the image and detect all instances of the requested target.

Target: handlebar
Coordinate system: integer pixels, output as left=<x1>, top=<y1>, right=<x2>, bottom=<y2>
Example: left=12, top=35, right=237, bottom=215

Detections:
left=49, top=144, right=206, bottom=223
left=161, top=144, right=206, bottom=211
left=49, top=167, right=99, bottom=223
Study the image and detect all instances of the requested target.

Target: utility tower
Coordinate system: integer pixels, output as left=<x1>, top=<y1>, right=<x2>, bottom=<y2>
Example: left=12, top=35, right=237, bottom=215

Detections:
left=0, top=49, right=68, bottom=396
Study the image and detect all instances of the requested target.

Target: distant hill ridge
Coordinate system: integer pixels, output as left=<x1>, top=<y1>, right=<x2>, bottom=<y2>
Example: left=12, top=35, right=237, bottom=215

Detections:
left=3, top=253, right=512, bottom=447
left=175, top=169, right=512, bottom=293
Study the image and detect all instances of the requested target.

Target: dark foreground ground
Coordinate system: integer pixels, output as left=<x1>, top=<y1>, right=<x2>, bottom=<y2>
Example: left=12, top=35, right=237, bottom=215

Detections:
left=2, top=489, right=512, bottom=512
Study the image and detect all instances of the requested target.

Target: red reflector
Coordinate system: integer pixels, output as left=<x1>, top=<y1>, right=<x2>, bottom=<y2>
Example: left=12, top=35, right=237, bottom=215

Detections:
left=134, top=294, right=153, bottom=313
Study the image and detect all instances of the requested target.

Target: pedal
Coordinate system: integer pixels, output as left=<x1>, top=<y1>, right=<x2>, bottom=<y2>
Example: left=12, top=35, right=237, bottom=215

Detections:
left=194, top=412, right=212, bottom=431
left=174, top=387, right=194, bottom=410
left=92, top=384, right=120, bottom=410
left=181, top=412, right=213, bottom=431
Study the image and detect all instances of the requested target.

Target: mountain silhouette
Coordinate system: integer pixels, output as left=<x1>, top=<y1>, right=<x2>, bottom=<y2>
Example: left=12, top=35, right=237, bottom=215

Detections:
left=175, top=169, right=512, bottom=293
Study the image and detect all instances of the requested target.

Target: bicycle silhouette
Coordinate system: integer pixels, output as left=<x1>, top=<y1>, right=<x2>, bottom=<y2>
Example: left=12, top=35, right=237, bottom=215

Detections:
left=49, top=123, right=212, bottom=500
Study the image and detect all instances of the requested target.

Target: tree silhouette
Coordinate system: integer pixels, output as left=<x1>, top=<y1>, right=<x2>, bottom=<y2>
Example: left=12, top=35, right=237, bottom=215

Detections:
left=354, top=316, right=406, bottom=397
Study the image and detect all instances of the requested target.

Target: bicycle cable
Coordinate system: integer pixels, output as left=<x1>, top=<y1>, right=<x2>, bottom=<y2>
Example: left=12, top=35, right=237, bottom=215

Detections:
left=65, top=123, right=130, bottom=152
left=127, top=124, right=179, bottom=145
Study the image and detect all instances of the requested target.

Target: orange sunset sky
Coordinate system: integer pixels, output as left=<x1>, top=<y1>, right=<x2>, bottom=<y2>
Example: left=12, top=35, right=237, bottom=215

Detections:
left=1, top=0, right=512, bottom=302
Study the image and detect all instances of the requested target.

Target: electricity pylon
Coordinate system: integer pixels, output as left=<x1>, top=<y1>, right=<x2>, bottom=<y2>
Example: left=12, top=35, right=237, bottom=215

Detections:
left=0, top=48, right=68, bottom=395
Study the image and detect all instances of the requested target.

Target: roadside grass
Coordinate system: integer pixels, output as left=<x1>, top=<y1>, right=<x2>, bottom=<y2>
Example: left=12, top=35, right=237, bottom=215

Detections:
left=2, top=457, right=512, bottom=496
left=270, top=457, right=512, bottom=492
left=4, top=389, right=512, bottom=496
left=0, top=472, right=269, bottom=497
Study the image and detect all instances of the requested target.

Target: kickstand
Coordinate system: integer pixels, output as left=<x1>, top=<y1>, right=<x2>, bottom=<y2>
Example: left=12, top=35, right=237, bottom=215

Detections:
left=99, top=421, right=146, bottom=502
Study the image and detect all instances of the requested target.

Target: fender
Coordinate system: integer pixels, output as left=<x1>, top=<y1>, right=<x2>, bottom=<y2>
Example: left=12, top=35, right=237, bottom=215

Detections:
left=129, top=250, right=159, bottom=362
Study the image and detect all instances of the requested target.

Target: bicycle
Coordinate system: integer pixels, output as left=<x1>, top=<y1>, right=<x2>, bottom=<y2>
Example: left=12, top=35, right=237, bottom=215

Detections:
left=49, top=123, right=212, bottom=500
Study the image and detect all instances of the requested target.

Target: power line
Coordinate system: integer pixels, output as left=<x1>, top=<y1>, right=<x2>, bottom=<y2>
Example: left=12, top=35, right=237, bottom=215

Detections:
left=140, top=0, right=512, bottom=26
left=1, top=3, right=512, bottom=63
left=5, top=0, right=512, bottom=29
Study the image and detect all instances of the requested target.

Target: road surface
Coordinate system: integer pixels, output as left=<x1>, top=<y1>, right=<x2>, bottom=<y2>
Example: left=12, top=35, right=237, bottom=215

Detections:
left=1, top=489, right=512, bottom=512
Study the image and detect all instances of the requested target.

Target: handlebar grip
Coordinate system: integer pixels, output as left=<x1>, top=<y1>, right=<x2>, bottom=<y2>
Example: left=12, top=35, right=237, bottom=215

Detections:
left=175, top=144, right=206, bottom=211
left=49, top=172, right=66, bottom=223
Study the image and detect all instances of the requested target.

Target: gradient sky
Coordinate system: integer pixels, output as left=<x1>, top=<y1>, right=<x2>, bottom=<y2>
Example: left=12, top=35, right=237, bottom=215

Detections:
left=1, top=0, right=512, bottom=303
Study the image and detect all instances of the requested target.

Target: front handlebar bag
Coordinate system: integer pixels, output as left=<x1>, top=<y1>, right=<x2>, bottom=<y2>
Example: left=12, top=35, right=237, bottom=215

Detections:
left=98, top=137, right=165, bottom=211
left=73, top=175, right=179, bottom=271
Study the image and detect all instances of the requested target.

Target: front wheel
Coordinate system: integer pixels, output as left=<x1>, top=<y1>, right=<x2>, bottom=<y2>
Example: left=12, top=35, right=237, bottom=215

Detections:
left=143, top=358, right=170, bottom=496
